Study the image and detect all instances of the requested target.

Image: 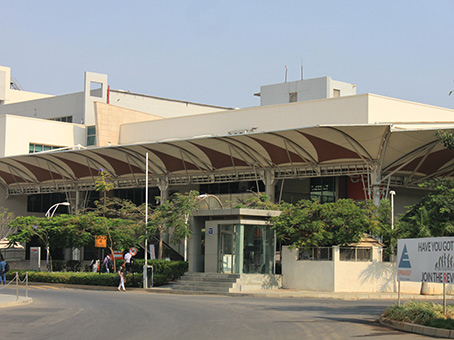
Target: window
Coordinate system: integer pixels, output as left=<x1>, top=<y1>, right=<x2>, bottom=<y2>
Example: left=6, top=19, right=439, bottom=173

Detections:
left=87, top=125, right=96, bottom=146
left=289, top=92, right=297, bottom=103
left=333, top=89, right=340, bottom=98
left=199, top=181, right=264, bottom=195
left=339, top=247, right=372, bottom=261
left=29, top=143, right=64, bottom=154
left=27, top=193, right=68, bottom=213
left=49, top=116, right=73, bottom=123
left=310, top=177, right=336, bottom=203
left=298, top=247, right=332, bottom=261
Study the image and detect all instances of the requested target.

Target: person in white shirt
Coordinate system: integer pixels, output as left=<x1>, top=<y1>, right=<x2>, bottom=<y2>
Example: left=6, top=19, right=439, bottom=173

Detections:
left=124, top=251, right=132, bottom=273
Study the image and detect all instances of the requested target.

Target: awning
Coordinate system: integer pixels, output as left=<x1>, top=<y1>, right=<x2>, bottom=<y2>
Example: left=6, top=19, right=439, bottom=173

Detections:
left=0, top=124, right=452, bottom=195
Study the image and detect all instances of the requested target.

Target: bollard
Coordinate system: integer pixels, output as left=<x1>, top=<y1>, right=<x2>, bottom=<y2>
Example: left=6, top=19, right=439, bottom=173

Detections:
left=25, top=272, right=29, bottom=298
left=15, top=272, right=19, bottom=301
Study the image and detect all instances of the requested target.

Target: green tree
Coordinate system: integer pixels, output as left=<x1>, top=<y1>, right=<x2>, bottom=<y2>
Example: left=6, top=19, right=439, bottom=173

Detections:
left=7, top=213, right=140, bottom=270
left=234, top=193, right=279, bottom=210
left=399, top=178, right=454, bottom=238
left=0, top=208, right=14, bottom=239
left=272, top=199, right=382, bottom=249
left=145, top=199, right=173, bottom=260
left=168, top=191, right=201, bottom=244
left=145, top=191, right=201, bottom=260
left=95, top=168, right=117, bottom=271
left=436, top=130, right=454, bottom=150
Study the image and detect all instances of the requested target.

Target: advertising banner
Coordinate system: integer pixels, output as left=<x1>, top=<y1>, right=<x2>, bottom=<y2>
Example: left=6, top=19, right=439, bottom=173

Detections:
left=397, top=237, right=454, bottom=283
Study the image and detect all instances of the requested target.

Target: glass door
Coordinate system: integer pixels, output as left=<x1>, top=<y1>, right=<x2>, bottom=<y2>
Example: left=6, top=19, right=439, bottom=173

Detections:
left=219, top=225, right=236, bottom=273
left=243, top=225, right=274, bottom=274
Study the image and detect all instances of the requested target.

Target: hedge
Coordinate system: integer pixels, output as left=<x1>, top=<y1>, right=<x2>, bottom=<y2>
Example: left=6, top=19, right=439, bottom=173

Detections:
left=115, top=259, right=188, bottom=280
left=5, top=260, right=187, bottom=287
left=6, top=270, right=168, bottom=288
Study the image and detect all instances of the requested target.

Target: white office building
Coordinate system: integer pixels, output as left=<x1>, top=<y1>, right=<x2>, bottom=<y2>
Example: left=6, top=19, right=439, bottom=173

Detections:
left=0, top=65, right=453, bottom=277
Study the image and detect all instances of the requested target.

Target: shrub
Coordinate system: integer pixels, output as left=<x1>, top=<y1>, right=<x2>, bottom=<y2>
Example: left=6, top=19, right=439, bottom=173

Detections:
left=66, top=260, right=82, bottom=272
left=5, top=259, right=184, bottom=287
left=48, top=260, right=83, bottom=272
left=383, top=302, right=454, bottom=329
left=116, top=259, right=188, bottom=280
left=52, top=260, right=66, bottom=272
left=6, top=270, right=168, bottom=288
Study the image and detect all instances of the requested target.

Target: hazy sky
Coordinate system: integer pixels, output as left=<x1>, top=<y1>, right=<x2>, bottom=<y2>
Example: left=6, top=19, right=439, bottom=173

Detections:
left=1, top=1, right=453, bottom=109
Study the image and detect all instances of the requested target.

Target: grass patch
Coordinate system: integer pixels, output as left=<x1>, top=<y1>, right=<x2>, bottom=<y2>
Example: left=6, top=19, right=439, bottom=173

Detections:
left=382, top=301, right=454, bottom=329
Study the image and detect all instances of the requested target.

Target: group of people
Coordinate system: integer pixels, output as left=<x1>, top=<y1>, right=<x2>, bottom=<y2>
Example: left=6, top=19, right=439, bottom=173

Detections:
left=94, top=250, right=133, bottom=291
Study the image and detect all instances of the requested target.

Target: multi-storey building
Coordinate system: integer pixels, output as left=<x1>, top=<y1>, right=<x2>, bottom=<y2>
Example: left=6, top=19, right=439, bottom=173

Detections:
left=1, top=65, right=453, bottom=274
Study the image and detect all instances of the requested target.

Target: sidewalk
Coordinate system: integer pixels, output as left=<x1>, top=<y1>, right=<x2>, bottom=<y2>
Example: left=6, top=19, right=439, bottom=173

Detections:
left=0, top=293, right=33, bottom=308
left=146, top=286, right=450, bottom=301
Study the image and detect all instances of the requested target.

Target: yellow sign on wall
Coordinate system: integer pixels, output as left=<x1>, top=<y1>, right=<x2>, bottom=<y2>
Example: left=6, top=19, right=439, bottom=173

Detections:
left=94, top=235, right=107, bottom=248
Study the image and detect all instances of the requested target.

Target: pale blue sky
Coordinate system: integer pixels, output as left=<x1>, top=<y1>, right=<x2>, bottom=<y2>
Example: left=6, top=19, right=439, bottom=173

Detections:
left=1, top=1, right=453, bottom=109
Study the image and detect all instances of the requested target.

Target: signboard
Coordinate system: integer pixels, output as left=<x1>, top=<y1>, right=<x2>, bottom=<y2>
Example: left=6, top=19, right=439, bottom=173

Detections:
left=30, top=247, right=41, bottom=271
left=208, top=227, right=213, bottom=235
left=94, top=235, right=107, bottom=248
left=397, top=237, right=454, bottom=283
left=113, top=250, right=124, bottom=260
left=129, top=247, right=138, bottom=256
left=149, top=244, right=156, bottom=260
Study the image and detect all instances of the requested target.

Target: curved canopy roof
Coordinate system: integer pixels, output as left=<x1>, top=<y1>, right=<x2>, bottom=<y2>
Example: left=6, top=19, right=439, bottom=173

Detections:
left=1, top=124, right=453, bottom=195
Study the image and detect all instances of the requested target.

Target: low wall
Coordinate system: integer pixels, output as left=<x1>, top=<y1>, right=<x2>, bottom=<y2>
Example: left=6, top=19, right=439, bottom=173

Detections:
left=233, top=274, right=282, bottom=292
left=282, top=246, right=454, bottom=294
left=282, top=246, right=334, bottom=291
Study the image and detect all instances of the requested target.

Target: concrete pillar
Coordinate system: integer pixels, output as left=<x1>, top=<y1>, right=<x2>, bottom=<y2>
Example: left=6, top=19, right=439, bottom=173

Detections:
left=370, top=164, right=381, bottom=206
left=158, top=178, right=169, bottom=203
left=75, top=190, right=80, bottom=215
left=332, top=246, right=340, bottom=262
left=158, top=178, right=170, bottom=244
left=262, top=170, right=277, bottom=203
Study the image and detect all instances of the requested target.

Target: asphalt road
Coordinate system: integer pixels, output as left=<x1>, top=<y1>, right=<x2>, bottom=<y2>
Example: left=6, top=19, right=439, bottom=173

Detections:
left=0, top=286, right=430, bottom=340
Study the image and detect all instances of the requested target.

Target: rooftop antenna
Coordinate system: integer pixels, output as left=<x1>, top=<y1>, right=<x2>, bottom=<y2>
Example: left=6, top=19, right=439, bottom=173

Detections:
left=285, top=65, right=288, bottom=82
left=300, top=58, right=304, bottom=80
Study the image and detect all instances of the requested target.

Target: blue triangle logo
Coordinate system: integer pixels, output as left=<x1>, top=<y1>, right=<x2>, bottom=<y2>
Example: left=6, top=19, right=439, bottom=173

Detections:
left=398, top=244, right=411, bottom=269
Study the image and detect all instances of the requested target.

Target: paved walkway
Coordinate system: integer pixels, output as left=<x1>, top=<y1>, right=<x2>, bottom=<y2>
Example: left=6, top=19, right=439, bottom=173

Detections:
left=147, top=286, right=450, bottom=301
left=0, top=284, right=450, bottom=308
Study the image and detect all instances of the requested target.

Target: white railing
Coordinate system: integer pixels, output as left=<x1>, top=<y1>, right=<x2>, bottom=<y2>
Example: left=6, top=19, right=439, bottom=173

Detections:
left=0, top=272, right=29, bottom=300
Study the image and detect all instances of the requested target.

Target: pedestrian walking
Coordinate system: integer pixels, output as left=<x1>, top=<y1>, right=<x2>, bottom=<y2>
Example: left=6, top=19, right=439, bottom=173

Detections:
left=103, top=254, right=112, bottom=273
left=124, top=250, right=132, bottom=273
left=117, top=264, right=126, bottom=291
left=0, top=255, right=6, bottom=285
left=90, top=258, right=100, bottom=273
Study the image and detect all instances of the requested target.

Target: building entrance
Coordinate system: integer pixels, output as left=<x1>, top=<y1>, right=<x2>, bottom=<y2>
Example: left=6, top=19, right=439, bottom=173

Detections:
left=217, top=224, right=274, bottom=274
left=219, top=225, right=237, bottom=273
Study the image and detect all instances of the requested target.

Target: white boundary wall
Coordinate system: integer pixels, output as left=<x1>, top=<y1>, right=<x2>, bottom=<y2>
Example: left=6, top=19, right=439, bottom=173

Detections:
left=282, top=246, right=454, bottom=294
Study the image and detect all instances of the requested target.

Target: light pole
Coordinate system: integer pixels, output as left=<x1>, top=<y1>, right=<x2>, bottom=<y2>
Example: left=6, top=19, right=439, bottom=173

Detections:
left=44, top=202, right=70, bottom=271
left=45, top=202, right=70, bottom=219
left=389, top=191, right=396, bottom=230
left=389, top=190, right=396, bottom=263
left=197, top=194, right=224, bottom=209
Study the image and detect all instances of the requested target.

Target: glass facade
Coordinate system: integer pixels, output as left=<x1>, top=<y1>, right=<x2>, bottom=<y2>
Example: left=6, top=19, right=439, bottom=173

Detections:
left=310, top=177, right=336, bottom=202
left=29, top=143, right=64, bottom=153
left=218, top=224, right=275, bottom=274
left=87, top=126, right=96, bottom=146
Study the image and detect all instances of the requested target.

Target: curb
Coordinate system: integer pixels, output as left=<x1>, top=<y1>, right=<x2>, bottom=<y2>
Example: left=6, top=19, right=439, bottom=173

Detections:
left=379, top=317, right=454, bottom=338
left=0, top=296, right=33, bottom=308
